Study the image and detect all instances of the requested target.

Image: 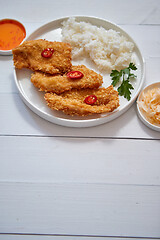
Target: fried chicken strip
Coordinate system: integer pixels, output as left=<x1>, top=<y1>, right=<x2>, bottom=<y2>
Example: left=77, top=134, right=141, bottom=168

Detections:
left=31, top=65, right=103, bottom=94
left=12, top=39, right=72, bottom=74
left=44, top=85, right=119, bottom=116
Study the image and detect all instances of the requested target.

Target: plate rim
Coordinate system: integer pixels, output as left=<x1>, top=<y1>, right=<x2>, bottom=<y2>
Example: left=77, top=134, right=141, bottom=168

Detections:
left=14, top=15, right=145, bottom=128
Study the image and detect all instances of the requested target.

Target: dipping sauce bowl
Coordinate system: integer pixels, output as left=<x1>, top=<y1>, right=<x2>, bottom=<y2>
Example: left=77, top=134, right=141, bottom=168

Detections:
left=0, top=18, right=26, bottom=55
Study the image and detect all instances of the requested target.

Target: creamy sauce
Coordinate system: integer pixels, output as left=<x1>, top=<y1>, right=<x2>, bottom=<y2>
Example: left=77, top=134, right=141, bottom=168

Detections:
left=0, top=19, right=26, bottom=50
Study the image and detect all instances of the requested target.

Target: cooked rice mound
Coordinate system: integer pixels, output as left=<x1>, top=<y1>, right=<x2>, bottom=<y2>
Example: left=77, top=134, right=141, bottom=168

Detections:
left=61, top=17, right=134, bottom=72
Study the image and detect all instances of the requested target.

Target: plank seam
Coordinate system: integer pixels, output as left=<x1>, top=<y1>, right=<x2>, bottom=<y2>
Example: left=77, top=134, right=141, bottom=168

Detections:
left=0, top=134, right=160, bottom=141
left=0, top=232, right=159, bottom=239
left=0, top=181, right=160, bottom=188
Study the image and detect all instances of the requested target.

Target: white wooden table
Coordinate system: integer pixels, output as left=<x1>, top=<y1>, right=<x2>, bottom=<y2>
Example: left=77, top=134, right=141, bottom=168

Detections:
left=0, top=0, right=160, bottom=239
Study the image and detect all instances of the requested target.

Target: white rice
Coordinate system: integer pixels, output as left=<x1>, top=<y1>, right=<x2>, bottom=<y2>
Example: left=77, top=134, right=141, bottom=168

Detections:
left=61, top=17, right=134, bottom=72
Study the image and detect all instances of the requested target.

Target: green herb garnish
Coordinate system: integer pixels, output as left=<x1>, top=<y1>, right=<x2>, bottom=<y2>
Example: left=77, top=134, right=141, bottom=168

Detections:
left=110, top=63, right=137, bottom=101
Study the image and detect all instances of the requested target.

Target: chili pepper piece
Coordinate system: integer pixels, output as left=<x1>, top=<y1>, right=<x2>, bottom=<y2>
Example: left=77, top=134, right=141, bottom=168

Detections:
left=41, top=48, right=54, bottom=58
left=67, top=71, right=84, bottom=79
left=84, top=95, right=97, bottom=105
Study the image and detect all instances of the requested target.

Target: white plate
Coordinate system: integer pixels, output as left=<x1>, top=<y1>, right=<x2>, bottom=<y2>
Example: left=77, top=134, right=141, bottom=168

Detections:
left=137, top=82, right=160, bottom=132
left=14, top=16, right=145, bottom=128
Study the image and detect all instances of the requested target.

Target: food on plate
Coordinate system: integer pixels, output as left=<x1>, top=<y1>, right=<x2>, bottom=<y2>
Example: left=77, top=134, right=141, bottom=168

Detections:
left=61, top=17, right=134, bottom=72
left=12, top=39, right=72, bottom=74
left=31, top=65, right=103, bottom=94
left=110, top=63, right=137, bottom=100
left=12, top=18, right=138, bottom=120
left=137, top=87, right=160, bottom=125
left=44, top=85, right=119, bottom=116
left=0, top=19, right=26, bottom=50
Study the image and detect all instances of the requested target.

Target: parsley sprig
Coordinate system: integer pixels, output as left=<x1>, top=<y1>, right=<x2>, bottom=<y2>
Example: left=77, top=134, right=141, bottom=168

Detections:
left=110, top=63, right=137, bottom=101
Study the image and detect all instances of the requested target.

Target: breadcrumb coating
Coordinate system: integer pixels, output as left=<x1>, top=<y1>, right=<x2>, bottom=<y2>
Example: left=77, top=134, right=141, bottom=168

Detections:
left=44, top=85, right=119, bottom=116
left=12, top=39, right=72, bottom=74
left=31, top=65, right=103, bottom=94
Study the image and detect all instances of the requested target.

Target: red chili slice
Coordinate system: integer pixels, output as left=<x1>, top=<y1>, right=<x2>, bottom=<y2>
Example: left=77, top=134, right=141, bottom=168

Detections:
left=41, top=48, right=54, bottom=58
left=84, top=95, right=97, bottom=105
left=67, top=71, right=84, bottom=79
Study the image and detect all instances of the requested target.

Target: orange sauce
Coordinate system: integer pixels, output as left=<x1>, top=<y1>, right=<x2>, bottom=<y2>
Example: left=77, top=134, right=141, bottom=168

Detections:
left=0, top=19, right=26, bottom=50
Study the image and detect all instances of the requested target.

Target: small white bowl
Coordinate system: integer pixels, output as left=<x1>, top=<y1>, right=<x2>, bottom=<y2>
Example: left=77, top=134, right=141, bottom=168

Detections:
left=0, top=18, right=26, bottom=56
left=137, top=82, right=160, bottom=132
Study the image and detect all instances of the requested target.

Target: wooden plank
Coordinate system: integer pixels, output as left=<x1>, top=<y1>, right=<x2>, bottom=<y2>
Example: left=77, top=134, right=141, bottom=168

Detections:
left=1, top=25, right=160, bottom=138
left=0, top=233, right=158, bottom=240
left=0, top=182, right=160, bottom=238
left=1, top=0, right=160, bottom=25
left=0, top=136, right=160, bottom=185
left=1, top=49, right=160, bottom=139
left=1, top=93, right=160, bottom=139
